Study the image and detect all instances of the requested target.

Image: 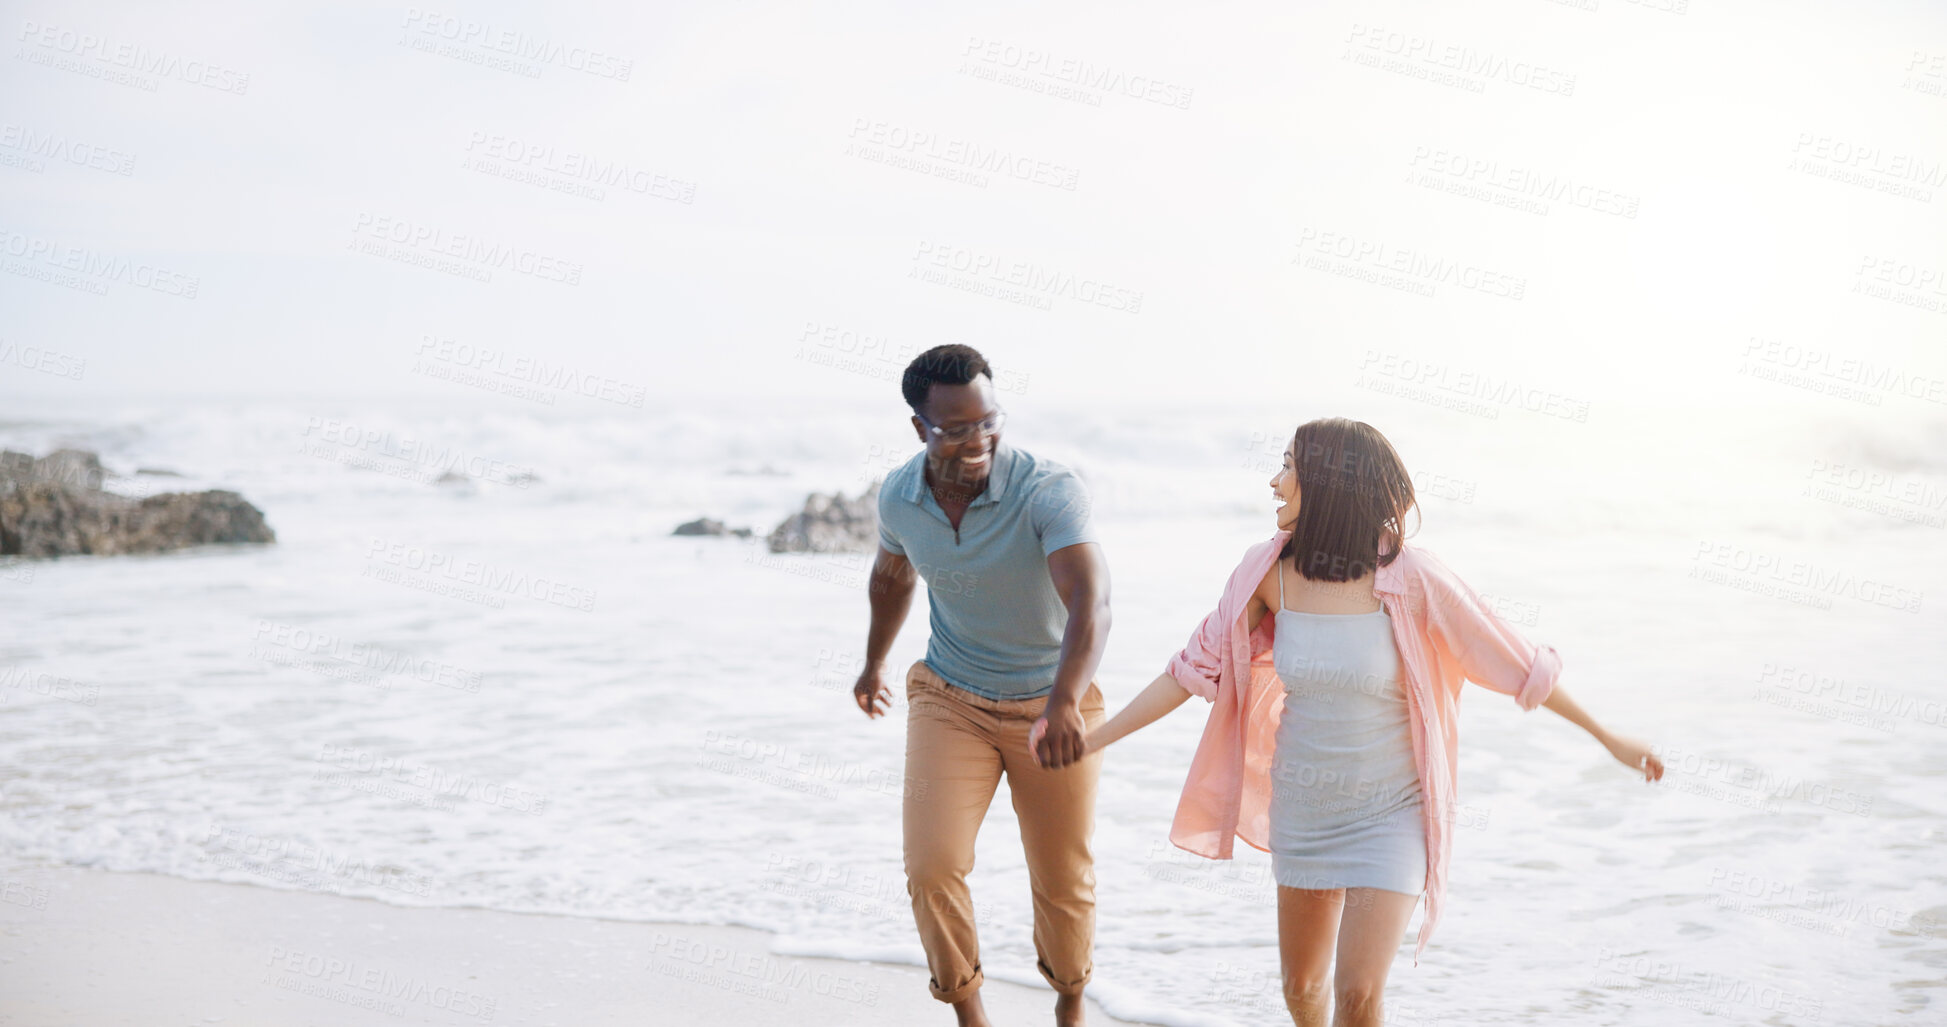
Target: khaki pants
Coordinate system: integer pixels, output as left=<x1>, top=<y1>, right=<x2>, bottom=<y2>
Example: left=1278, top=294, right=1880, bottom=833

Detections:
left=901, top=659, right=1107, bottom=1004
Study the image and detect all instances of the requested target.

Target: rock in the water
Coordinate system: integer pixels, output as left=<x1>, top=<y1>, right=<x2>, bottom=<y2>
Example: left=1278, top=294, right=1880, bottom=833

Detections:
left=673, top=517, right=753, bottom=538
left=767, top=479, right=880, bottom=554
left=435, top=468, right=538, bottom=489
left=0, top=448, right=103, bottom=491
left=0, top=448, right=276, bottom=559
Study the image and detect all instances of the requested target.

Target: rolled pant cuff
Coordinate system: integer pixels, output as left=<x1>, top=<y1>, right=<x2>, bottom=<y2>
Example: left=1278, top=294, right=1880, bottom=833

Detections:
left=1037, top=957, right=1091, bottom=996
left=930, top=966, right=984, bottom=1004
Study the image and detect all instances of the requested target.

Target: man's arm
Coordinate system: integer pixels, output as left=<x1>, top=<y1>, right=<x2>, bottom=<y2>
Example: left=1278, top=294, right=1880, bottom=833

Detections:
left=1034, top=540, right=1110, bottom=768
left=855, top=544, right=917, bottom=718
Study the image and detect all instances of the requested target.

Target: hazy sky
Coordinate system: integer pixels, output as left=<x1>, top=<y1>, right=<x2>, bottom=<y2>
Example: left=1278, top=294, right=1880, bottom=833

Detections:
left=3, top=0, right=1944, bottom=417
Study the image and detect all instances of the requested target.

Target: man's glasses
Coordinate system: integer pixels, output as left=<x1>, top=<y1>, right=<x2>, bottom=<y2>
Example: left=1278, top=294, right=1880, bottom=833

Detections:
left=918, top=409, right=1006, bottom=445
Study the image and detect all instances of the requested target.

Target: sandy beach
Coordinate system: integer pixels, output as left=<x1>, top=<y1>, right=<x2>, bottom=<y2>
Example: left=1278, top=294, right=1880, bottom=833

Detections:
left=0, top=864, right=1159, bottom=1026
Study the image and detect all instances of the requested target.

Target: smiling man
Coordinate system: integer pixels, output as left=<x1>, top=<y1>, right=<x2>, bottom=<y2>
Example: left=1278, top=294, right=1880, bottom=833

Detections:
left=852, top=344, right=1111, bottom=1027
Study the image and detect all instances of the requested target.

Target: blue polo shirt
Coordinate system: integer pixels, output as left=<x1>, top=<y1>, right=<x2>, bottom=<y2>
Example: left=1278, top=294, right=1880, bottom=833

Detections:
left=876, top=439, right=1100, bottom=700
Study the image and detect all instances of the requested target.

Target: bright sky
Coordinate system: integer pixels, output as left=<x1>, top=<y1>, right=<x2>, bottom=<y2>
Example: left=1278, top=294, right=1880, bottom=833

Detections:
left=2, top=0, right=1944, bottom=418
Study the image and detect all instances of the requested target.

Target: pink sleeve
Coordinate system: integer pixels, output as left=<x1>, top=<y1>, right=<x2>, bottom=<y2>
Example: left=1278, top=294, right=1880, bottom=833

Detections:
left=1165, top=602, right=1227, bottom=702
left=1424, top=557, right=1559, bottom=711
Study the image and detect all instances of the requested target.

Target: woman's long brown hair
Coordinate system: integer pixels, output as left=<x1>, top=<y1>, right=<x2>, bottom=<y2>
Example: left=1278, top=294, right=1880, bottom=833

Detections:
left=1277, top=417, right=1419, bottom=582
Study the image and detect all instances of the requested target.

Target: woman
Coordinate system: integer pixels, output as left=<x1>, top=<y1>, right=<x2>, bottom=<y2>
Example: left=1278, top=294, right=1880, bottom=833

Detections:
left=1068, top=418, right=1663, bottom=1027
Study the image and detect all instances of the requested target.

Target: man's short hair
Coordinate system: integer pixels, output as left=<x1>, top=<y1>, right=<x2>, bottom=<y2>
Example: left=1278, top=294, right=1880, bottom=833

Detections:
left=901, top=345, right=993, bottom=415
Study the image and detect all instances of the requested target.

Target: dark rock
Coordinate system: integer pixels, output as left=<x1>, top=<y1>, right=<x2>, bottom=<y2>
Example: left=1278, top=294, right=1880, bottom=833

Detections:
left=1, top=448, right=102, bottom=491
left=435, top=468, right=538, bottom=489
left=673, top=517, right=754, bottom=538
left=0, top=448, right=275, bottom=559
left=767, top=479, right=880, bottom=554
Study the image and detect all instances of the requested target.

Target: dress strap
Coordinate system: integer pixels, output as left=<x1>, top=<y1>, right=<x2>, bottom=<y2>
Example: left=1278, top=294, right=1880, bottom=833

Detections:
left=1277, top=558, right=1286, bottom=612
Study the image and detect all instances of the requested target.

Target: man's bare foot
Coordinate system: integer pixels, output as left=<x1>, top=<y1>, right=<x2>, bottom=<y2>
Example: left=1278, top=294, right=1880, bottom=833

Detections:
left=952, top=991, right=992, bottom=1027
left=1055, top=990, right=1087, bottom=1027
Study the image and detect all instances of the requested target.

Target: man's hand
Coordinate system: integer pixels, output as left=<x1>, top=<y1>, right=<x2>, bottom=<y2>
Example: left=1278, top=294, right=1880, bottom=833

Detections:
left=854, top=667, right=893, bottom=719
left=1030, top=700, right=1088, bottom=769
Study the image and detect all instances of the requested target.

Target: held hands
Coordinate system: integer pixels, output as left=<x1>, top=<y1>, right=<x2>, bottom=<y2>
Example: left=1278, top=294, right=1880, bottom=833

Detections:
left=1028, top=701, right=1089, bottom=770
left=1606, top=734, right=1665, bottom=783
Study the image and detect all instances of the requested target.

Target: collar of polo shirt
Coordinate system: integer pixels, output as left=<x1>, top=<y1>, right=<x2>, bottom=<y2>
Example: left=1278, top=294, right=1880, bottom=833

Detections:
left=908, top=438, right=1013, bottom=508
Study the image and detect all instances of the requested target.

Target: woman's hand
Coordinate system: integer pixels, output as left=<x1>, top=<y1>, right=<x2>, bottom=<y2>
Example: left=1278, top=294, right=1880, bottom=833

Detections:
left=1605, top=734, right=1664, bottom=783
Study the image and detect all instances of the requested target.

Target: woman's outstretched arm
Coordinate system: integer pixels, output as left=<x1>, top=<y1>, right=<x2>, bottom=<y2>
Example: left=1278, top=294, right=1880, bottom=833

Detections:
left=1087, top=672, right=1193, bottom=752
left=1540, top=682, right=1665, bottom=782
left=1035, top=561, right=1274, bottom=765
left=1028, top=671, right=1194, bottom=766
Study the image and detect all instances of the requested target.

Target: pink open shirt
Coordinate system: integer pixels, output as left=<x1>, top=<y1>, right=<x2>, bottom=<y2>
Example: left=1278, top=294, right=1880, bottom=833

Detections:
left=1163, top=530, right=1560, bottom=966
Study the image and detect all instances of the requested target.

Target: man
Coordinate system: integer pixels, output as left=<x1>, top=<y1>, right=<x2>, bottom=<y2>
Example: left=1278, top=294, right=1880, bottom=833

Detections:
left=852, top=344, right=1111, bottom=1027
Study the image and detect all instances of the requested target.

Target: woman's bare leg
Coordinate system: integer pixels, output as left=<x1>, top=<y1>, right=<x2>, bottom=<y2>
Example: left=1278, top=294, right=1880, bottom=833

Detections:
left=1331, top=888, right=1419, bottom=1027
left=1275, top=886, right=1344, bottom=1026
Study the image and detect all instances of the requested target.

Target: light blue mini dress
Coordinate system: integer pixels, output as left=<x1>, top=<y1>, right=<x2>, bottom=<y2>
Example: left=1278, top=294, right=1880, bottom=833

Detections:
left=1268, top=564, right=1427, bottom=895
